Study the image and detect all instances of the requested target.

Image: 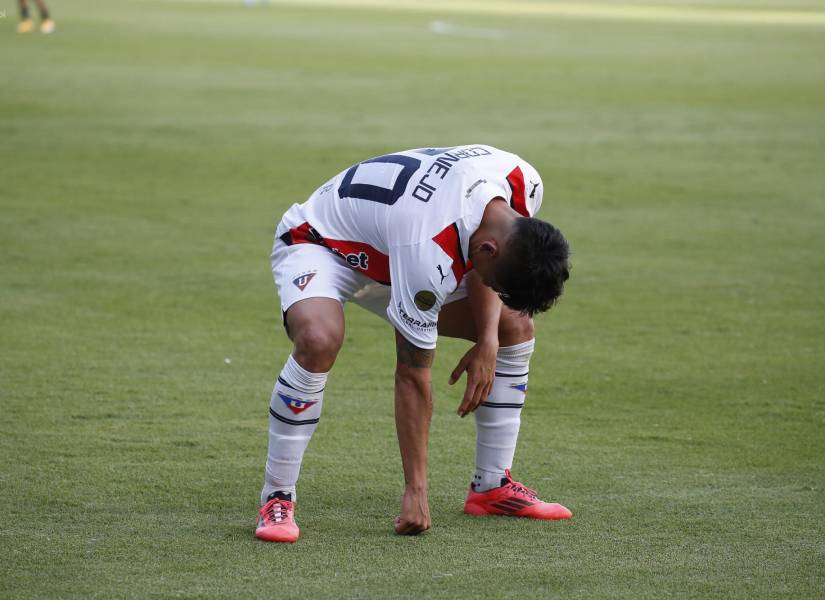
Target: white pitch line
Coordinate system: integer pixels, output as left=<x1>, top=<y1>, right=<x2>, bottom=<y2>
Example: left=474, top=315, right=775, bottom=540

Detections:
left=166, top=0, right=825, bottom=26
left=428, top=19, right=507, bottom=38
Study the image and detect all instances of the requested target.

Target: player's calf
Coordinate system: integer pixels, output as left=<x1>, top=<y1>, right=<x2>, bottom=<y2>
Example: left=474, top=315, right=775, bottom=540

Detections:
left=497, top=307, right=534, bottom=346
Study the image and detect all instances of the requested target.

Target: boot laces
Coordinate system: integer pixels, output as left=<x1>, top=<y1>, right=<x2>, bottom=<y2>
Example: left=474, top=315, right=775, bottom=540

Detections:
left=261, top=498, right=292, bottom=525
left=504, top=469, right=538, bottom=499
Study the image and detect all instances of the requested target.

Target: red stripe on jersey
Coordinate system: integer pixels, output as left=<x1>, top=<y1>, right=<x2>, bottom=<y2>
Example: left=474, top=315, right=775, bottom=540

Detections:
left=506, top=166, right=529, bottom=217
left=432, top=223, right=467, bottom=286
left=284, top=222, right=391, bottom=285
left=282, top=222, right=321, bottom=246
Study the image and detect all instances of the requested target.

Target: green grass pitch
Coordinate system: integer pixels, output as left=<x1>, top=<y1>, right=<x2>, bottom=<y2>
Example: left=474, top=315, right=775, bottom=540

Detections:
left=2, top=0, right=825, bottom=597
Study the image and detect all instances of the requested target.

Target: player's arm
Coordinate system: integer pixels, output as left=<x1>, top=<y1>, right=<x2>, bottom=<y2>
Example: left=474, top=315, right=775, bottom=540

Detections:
left=449, top=270, right=502, bottom=417
left=393, top=329, right=434, bottom=535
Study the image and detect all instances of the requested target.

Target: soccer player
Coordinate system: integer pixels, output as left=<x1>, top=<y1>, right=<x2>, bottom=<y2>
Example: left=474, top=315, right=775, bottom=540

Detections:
left=17, top=0, right=54, bottom=34
left=256, top=145, right=572, bottom=542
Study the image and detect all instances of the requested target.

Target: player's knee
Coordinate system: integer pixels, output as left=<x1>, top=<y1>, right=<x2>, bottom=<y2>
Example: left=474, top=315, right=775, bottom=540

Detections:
left=292, top=326, right=343, bottom=372
left=498, top=312, right=534, bottom=345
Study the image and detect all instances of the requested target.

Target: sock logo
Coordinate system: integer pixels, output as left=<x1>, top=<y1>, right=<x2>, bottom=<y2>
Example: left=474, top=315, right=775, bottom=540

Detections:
left=510, top=382, right=528, bottom=395
left=292, top=271, right=317, bottom=291
left=278, top=392, right=319, bottom=415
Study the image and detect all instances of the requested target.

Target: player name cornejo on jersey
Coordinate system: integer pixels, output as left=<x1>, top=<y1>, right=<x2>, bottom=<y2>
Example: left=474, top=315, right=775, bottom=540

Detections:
left=409, top=146, right=495, bottom=202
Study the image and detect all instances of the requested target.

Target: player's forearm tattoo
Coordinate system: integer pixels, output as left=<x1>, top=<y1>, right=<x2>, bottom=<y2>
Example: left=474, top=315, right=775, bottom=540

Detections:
left=395, top=334, right=435, bottom=369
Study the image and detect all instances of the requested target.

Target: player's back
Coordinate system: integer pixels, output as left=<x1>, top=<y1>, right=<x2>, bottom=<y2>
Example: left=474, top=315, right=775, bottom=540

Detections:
left=276, top=144, right=541, bottom=254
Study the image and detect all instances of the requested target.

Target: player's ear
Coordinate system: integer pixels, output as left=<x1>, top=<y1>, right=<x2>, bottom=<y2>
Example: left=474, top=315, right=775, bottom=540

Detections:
left=479, top=240, right=498, bottom=256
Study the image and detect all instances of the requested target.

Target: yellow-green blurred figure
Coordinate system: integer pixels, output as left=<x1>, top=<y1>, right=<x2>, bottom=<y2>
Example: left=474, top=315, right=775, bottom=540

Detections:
left=17, top=0, right=55, bottom=34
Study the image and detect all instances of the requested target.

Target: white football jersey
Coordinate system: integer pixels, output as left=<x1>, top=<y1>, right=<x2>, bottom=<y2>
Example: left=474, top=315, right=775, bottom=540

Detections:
left=275, top=144, right=543, bottom=348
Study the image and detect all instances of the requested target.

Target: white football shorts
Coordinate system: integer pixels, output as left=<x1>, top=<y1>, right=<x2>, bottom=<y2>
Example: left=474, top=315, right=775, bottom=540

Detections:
left=271, top=239, right=468, bottom=325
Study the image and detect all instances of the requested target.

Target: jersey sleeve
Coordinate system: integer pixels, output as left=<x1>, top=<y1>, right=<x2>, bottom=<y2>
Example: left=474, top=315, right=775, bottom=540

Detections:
left=465, top=177, right=509, bottom=207
left=386, top=241, right=450, bottom=350
left=462, top=161, right=544, bottom=221
left=503, top=163, right=544, bottom=218
left=520, top=164, right=543, bottom=216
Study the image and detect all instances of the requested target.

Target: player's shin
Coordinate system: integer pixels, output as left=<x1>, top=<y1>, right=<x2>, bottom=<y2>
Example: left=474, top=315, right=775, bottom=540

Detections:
left=472, top=339, right=534, bottom=492
left=261, top=355, right=327, bottom=505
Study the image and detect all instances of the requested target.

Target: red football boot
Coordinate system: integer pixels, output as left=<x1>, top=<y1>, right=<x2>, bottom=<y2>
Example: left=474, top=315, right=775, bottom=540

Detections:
left=463, top=470, right=572, bottom=520
left=255, top=491, right=300, bottom=543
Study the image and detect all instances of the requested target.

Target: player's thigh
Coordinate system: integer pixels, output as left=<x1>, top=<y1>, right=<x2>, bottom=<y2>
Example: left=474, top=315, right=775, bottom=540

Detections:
left=438, top=298, right=534, bottom=345
left=435, top=276, right=473, bottom=340
left=437, top=298, right=476, bottom=341
left=285, top=299, right=345, bottom=373
left=272, top=241, right=362, bottom=356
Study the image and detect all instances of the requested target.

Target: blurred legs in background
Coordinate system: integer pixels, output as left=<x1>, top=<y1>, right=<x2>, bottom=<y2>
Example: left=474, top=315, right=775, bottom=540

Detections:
left=17, top=0, right=54, bottom=34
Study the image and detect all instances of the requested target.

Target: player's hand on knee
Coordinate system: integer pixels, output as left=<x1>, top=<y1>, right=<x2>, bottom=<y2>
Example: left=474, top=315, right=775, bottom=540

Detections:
left=394, top=487, right=431, bottom=535
left=450, top=342, right=497, bottom=417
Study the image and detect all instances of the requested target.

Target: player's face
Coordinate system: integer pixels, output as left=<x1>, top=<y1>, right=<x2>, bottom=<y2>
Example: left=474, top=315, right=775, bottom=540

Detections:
left=471, top=231, right=509, bottom=293
left=474, top=258, right=503, bottom=293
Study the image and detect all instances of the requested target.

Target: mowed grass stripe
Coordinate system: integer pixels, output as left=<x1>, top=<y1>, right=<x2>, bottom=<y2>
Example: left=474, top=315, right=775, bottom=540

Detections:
left=163, top=0, right=825, bottom=26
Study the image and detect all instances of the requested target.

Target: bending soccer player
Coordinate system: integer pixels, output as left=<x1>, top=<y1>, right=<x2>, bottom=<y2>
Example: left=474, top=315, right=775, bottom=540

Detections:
left=256, top=145, right=572, bottom=542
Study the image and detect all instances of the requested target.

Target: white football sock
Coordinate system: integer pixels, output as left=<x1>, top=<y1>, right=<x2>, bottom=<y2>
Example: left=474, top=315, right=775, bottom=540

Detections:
left=261, top=355, right=327, bottom=505
left=472, top=339, right=534, bottom=493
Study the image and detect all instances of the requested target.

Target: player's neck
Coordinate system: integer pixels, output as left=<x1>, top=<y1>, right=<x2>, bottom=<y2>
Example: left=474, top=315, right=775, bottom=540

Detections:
left=469, top=199, right=518, bottom=266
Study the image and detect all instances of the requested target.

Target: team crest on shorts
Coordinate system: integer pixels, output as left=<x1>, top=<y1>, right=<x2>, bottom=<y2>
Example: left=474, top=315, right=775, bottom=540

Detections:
left=278, top=392, right=318, bottom=415
left=292, top=271, right=317, bottom=291
left=414, top=290, right=437, bottom=311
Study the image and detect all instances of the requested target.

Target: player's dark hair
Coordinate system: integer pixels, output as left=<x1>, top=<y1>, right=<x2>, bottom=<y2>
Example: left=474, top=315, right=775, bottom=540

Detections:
left=495, top=218, right=570, bottom=316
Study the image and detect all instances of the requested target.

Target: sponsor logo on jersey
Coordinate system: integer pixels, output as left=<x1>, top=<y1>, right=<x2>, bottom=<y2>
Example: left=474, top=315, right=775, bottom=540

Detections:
left=397, top=302, right=437, bottom=331
left=436, top=265, right=448, bottom=285
left=510, top=382, right=528, bottom=394
left=292, top=271, right=317, bottom=291
left=465, top=178, right=487, bottom=198
left=414, top=290, right=437, bottom=311
left=330, top=249, right=369, bottom=270
left=433, top=223, right=467, bottom=287
left=278, top=392, right=319, bottom=415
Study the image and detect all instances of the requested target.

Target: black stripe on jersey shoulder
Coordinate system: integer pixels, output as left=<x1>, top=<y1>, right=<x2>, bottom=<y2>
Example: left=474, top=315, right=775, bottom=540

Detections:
left=452, top=222, right=466, bottom=269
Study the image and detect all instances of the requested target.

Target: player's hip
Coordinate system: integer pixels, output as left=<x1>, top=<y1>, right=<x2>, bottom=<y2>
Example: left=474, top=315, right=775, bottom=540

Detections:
left=271, top=239, right=467, bottom=322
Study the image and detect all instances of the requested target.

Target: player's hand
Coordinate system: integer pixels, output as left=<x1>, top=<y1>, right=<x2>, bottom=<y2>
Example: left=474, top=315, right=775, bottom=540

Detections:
left=449, top=340, right=498, bottom=417
left=394, top=486, right=431, bottom=535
